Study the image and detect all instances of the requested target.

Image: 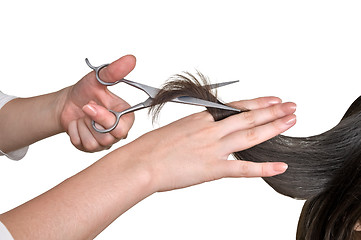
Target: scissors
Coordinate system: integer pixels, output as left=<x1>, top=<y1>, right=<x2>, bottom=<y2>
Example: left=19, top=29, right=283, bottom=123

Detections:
left=85, top=58, right=241, bottom=133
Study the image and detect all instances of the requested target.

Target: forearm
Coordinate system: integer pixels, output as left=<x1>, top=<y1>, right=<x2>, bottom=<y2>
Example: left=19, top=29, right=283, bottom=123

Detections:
left=0, top=89, right=68, bottom=153
left=0, top=146, right=154, bottom=240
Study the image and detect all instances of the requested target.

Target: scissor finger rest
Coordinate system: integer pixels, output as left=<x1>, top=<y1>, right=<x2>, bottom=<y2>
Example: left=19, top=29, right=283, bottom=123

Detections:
left=92, top=101, right=151, bottom=133
left=85, top=58, right=124, bottom=86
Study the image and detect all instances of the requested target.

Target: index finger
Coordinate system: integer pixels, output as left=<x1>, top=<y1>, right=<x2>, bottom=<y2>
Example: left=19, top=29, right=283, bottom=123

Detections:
left=83, top=102, right=133, bottom=139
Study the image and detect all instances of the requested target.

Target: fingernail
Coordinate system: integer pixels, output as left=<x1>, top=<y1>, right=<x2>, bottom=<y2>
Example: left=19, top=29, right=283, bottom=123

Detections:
left=282, top=102, right=297, bottom=114
left=273, top=163, right=288, bottom=173
left=288, top=102, right=297, bottom=110
left=284, top=114, right=296, bottom=125
left=83, top=104, right=97, bottom=117
left=268, top=98, right=282, bottom=105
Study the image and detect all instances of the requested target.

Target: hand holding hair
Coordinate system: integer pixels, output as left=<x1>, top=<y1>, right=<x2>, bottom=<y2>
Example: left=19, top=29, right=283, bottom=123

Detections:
left=122, top=96, right=296, bottom=192
left=151, top=73, right=361, bottom=239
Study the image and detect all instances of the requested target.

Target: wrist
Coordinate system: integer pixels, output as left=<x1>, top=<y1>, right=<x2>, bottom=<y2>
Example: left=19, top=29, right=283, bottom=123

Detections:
left=0, top=88, right=71, bottom=153
left=53, top=86, right=72, bottom=133
left=106, top=145, right=157, bottom=196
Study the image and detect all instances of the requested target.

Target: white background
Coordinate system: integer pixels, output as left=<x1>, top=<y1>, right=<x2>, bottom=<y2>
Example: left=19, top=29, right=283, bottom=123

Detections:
left=0, top=1, right=360, bottom=239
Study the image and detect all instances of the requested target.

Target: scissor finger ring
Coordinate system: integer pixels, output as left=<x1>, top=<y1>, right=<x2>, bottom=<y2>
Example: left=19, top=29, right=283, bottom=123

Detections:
left=91, top=110, right=121, bottom=134
left=85, top=58, right=123, bottom=86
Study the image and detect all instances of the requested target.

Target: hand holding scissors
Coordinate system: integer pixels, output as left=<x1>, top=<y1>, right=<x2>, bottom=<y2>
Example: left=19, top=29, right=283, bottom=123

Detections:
left=85, top=59, right=241, bottom=134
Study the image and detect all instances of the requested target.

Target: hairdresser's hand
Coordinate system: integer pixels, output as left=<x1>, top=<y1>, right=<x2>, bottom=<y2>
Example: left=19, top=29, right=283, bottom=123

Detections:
left=58, top=55, right=136, bottom=152
left=120, top=97, right=296, bottom=192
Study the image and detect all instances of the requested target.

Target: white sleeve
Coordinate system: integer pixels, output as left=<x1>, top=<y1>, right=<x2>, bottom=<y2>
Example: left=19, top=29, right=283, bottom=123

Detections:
left=0, top=221, right=14, bottom=240
left=0, top=91, right=29, bottom=160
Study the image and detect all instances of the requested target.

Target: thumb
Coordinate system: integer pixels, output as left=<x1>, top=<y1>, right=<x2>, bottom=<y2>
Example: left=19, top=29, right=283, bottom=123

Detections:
left=98, top=55, right=137, bottom=84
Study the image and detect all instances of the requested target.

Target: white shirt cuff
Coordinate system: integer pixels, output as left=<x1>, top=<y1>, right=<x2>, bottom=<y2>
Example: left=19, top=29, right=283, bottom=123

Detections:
left=0, top=91, right=29, bottom=160
left=0, top=221, right=14, bottom=240
left=0, top=146, right=29, bottom=161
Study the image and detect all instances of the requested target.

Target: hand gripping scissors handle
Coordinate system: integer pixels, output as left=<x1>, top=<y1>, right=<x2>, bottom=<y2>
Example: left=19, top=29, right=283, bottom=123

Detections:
left=86, top=59, right=241, bottom=133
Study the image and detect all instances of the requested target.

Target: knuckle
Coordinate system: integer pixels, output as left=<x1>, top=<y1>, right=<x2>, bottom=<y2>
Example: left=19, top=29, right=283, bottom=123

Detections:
left=100, top=135, right=117, bottom=147
left=242, top=111, right=256, bottom=127
left=238, top=163, right=250, bottom=175
left=113, top=128, right=127, bottom=140
left=229, top=101, right=246, bottom=110
left=245, top=128, right=259, bottom=143
left=117, top=102, right=132, bottom=112
left=256, top=97, right=270, bottom=108
left=190, top=111, right=211, bottom=122
left=261, top=164, right=266, bottom=176
left=198, top=124, right=219, bottom=138
left=70, top=136, right=81, bottom=148
left=269, top=105, right=281, bottom=118
left=111, top=121, right=129, bottom=140
left=83, top=139, right=99, bottom=152
left=271, top=119, right=284, bottom=132
left=261, top=162, right=272, bottom=177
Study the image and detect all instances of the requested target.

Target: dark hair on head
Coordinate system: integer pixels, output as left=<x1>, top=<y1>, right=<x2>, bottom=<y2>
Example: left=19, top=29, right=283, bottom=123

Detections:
left=149, top=72, right=361, bottom=240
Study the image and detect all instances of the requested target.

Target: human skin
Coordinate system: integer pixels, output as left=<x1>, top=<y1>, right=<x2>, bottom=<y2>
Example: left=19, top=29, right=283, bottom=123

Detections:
left=0, top=55, right=296, bottom=239
left=0, top=55, right=136, bottom=153
left=0, top=97, right=296, bottom=239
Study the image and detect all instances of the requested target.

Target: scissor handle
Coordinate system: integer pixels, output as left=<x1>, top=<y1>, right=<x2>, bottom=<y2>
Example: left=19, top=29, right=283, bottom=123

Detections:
left=85, top=58, right=123, bottom=86
left=92, top=110, right=121, bottom=134
left=92, top=102, right=150, bottom=134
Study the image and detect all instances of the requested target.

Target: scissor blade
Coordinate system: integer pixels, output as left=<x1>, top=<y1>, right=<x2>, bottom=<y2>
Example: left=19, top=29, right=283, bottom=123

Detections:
left=122, top=79, right=161, bottom=98
left=121, top=79, right=238, bottom=98
left=171, top=96, right=241, bottom=112
left=207, top=80, right=239, bottom=89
